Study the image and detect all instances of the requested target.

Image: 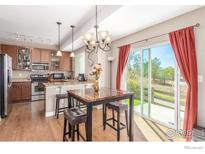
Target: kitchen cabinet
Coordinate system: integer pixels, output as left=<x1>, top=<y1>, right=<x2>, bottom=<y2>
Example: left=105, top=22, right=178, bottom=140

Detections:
left=40, top=49, right=50, bottom=63
left=31, top=48, right=41, bottom=63
left=17, top=47, right=31, bottom=70
left=11, top=82, right=31, bottom=102
left=32, top=48, right=51, bottom=63
left=1, top=44, right=18, bottom=70
left=59, top=52, right=72, bottom=71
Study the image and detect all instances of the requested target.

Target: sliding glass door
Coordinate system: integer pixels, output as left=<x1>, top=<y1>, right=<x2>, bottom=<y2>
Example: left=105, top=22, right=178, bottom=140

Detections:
left=127, top=42, right=186, bottom=129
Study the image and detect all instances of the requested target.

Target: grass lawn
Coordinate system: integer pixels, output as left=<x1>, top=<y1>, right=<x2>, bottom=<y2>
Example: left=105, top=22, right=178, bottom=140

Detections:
left=134, top=99, right=140, bottom=106
left=154, top=91, right=174, bottom=103
left=126, top=99, right=141, bottom=107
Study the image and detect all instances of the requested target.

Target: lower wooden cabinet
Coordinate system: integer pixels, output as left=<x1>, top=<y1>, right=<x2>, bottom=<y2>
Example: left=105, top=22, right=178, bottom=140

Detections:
left=11, top=82, right=31, bottom=103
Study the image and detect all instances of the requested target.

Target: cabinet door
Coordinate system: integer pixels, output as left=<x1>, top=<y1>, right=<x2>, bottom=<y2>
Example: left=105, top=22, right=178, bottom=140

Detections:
left=21, top=83, right=31, bottom=100
left=31, top=48, right=41, bottom=63
left=59, top=52, right=72, bottom=71
left=41, top=49, right=50, bottom=63
left=1, top=44, right=18, bottom=69
left=11, top=84, right=22, bottom=102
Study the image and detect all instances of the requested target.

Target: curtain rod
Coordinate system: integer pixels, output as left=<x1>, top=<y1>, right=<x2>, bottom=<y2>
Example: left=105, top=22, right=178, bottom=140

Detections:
left=118, top=23, right=200, bottom=48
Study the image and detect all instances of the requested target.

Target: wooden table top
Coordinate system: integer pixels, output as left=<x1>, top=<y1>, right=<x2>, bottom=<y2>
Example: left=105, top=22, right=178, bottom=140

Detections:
left=67, top=87, right=133, bottom=104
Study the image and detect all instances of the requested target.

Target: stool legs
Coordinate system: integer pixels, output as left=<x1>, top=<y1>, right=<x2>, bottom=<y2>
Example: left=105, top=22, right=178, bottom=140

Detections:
left=117, top=111, right=120, bottom=141
left=112, top=109, right=115, bottom=126
left=103, top=105, right=107, bottom=130
left=77, top=125, right=80, bottom=141
left=71, top=125, right=75, bottom=141
left=63, top=117, right=67, bottom=141
left=125, top=110, right=129, bottom=136
left=68, top=123, right=72, bottom=138
left=56, top=98, right=60, bottom=119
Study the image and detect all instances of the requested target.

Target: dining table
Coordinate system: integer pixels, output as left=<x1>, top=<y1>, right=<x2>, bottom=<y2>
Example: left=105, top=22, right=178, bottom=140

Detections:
left=67, top=87, right=134, bottom=141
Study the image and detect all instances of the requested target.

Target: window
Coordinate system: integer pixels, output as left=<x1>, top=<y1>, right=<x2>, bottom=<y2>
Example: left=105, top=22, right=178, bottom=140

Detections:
left=126, top=42, right=187, bottom=130
left=74, top=52, right=85, bottom=77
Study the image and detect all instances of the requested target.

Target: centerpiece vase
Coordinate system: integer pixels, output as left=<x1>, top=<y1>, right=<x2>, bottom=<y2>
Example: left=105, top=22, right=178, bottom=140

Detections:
left=93, top=78, right=99, bottom=93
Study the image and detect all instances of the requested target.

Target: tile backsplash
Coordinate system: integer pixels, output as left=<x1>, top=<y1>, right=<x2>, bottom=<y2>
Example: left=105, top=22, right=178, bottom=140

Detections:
left=12, top=70, right=72, bottom=79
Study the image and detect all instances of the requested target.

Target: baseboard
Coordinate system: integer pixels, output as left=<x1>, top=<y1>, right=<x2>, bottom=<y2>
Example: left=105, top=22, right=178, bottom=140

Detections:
left=45, top=111, right=55, bottom=117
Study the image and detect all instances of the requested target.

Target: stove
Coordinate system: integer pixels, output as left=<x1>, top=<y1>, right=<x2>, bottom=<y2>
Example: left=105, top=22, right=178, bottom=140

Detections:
left=31, top=74, right=49, bottom=101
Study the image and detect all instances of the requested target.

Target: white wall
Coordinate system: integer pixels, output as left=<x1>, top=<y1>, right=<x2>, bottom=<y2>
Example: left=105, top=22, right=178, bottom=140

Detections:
left=110, top=7, right=205, bottom=127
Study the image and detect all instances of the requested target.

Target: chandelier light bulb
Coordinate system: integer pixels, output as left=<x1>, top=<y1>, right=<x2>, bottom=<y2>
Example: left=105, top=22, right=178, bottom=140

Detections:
left=84, top=33, right=93, bottom=41
left=91, top=40, right=96, bottom=45
left=105, top=36, right=111, bottom=43
left=99, top=31, right=108, bottom=39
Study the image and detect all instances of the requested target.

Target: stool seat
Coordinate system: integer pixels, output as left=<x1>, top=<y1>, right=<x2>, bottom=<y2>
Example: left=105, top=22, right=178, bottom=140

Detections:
left=64, top=108, right=87, bottom=126
left=107, top=102, right=128, bottom=111
left=56, top=94, right=68, bottom=99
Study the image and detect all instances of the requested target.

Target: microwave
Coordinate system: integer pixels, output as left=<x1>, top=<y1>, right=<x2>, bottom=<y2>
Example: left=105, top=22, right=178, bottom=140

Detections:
left=32, top=63, right=49, bottom=71
left=50, top=73, right=65, bottom=80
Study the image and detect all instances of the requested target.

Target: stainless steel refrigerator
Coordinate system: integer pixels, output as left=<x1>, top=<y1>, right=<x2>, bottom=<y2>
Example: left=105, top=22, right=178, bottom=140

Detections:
left=0, top=54, right=12, bottom=118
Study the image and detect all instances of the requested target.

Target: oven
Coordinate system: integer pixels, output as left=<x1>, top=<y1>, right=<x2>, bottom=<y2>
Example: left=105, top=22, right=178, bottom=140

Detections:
left=31, top=74, right=49, bottom=101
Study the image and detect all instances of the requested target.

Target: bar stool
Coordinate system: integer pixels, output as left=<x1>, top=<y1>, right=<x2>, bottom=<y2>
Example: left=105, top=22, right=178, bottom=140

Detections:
left=103, top=102, right=129, bottom=141
left=55, top=94, right=69, bottom=119
left=63, top=108, right=87, bottom=141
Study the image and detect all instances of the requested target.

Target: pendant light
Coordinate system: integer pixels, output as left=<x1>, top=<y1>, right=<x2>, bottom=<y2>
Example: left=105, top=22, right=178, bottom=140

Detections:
left=56, top=22, right=62, bottom=56
left=70, top=25, right=75, bottom=57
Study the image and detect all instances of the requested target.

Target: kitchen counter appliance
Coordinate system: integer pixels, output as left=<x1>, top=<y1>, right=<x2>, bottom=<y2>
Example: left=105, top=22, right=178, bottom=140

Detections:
left=50, top=73, right=65, bottom=80
left=0, top=54, right=12, bottom=118
left=32, top=63, right=49, bottom=71
left=77, top=74, right=86, bottom=81
left=31, top=73, right=49, bottom=101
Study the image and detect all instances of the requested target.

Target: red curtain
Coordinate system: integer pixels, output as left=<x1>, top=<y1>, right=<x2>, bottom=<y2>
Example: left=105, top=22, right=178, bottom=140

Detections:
left=169, top=26, right=198, bottom=141
left=116, top=44, right=131, bottom=90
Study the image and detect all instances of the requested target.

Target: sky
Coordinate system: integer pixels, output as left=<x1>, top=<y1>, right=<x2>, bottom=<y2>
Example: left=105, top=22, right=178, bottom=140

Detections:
left=151, top=43, right=175, bottom=68
left=130, top=43, right=175, bottom=68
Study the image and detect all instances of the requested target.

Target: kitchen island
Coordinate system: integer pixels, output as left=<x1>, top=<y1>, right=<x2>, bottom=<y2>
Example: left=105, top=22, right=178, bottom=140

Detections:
left=43, top=80, right=93, bottom=117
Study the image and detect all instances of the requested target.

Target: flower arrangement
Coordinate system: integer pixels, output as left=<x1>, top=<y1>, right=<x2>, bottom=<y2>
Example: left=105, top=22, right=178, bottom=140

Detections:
left=89, top=63, right=103, bottom=93
left=89, top=63, right=103, bottom=80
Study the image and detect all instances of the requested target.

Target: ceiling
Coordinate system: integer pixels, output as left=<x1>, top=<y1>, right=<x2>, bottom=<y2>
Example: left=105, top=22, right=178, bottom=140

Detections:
left=0, top=5, right=202, bottom=51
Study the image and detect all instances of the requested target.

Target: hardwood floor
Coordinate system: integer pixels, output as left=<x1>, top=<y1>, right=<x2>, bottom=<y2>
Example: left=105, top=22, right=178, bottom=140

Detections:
left=0, top=101, right=146, bottom=141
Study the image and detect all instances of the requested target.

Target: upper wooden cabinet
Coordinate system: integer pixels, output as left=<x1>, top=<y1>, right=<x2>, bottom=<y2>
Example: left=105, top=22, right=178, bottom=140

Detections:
left=31, top=48, right=51, bottom=63
left=40, top=49, right=50, bottom=63
left=1, top=44, right=18, bottom=70
left=59, top=52, right=72, bottom=71
left=31, top=48, right=41, bottom=63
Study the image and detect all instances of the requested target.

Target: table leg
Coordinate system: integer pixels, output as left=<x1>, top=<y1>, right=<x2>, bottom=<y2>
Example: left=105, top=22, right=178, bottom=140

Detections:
left=86, top=104, right=93, bottom=141
left=102, top=104, right=105, bottom=129
left=68, top=94, right=72, bottom=138
left=129, top=95, right=134, bottom=141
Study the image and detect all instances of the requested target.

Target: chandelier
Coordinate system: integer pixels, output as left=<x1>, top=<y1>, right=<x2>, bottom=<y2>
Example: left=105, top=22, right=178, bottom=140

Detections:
left=83, top=5, right=111, bottom=66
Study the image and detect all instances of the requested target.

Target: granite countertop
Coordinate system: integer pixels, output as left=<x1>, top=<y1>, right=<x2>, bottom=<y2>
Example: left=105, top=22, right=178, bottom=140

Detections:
left=42, top=80, right=93, bottom=88
left=12, top=78, right=31, bottom=82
